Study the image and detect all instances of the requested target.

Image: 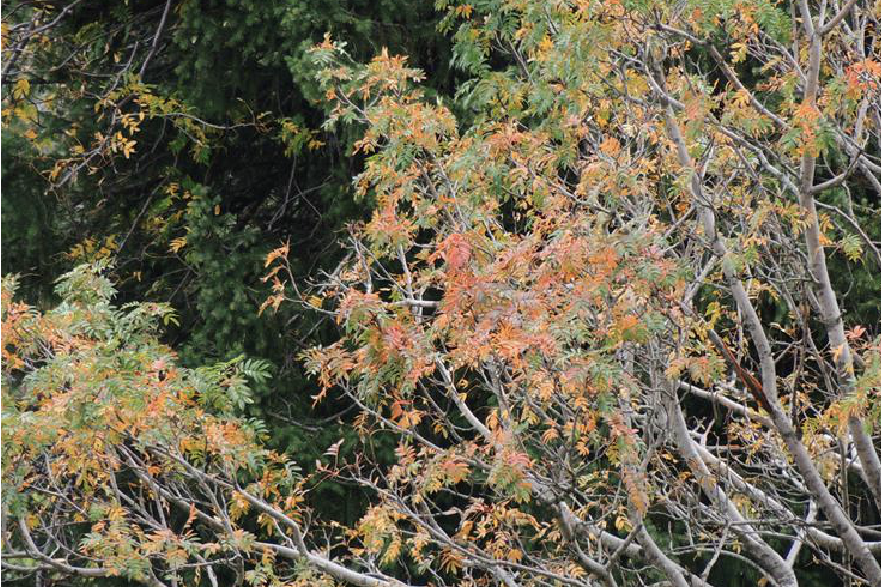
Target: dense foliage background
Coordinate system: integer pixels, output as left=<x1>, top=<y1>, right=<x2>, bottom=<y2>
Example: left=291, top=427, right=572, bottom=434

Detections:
left=1, top=0, right=460, bottom=517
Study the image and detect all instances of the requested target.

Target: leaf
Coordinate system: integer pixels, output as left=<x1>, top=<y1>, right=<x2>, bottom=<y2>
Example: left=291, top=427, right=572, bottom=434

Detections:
left=839, top=233, right=863, bottom=262
left=325, top=438, right=344, bottom=458
left=13, top=77, right=30, bottom=99
left=169, top=237, right=187, bottom=253
left=599, top=136, right=620, bottom=157
left=436, top=233, right=471, bottom=271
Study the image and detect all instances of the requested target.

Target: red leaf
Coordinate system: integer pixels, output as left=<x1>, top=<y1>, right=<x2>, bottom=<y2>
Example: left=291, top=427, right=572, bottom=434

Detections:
left=437, top=233, right=471, bottom=271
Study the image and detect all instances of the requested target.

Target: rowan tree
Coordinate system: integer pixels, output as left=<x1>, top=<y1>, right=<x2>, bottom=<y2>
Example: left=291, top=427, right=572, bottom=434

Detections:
left=4, top=1, right=881, bottom=587
left=1, top=264, right=414, bottom=586
left=278, top=1, right=881, bottom=585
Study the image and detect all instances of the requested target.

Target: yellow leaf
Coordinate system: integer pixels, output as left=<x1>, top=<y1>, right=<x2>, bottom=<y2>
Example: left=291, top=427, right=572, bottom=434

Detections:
left=122, top=139, right=136, bottom=158
left=600, top=136, right=621, bottom=157
left=731, top=42, right=747, bottom=63
left=13, top=77, right=30, bottom=99
left=539, top=36, right=554, bottom=53
left=169, top=237, right=187, bottom=254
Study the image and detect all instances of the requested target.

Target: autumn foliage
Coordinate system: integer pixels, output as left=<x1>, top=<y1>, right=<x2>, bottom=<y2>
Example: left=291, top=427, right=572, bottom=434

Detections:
left=5, top=1, right=881, bottom=587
